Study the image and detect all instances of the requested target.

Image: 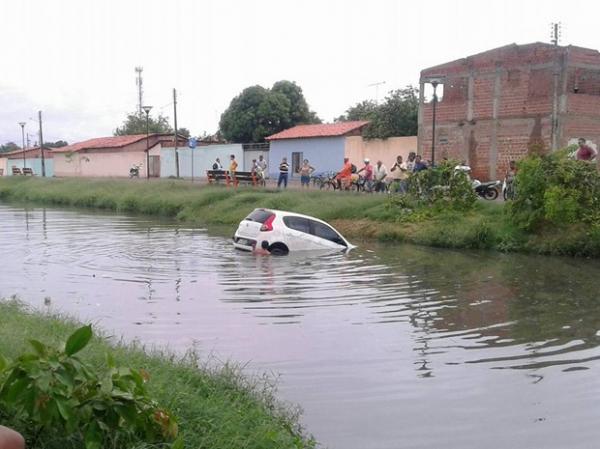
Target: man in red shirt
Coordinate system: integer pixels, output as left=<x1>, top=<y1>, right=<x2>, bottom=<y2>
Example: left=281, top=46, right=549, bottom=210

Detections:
left=576, top=137, right=597, bottom=161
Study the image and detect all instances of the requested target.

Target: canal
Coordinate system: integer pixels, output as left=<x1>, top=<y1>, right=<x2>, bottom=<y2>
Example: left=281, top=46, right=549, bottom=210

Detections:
left=1, top=203, right=600, bottom=448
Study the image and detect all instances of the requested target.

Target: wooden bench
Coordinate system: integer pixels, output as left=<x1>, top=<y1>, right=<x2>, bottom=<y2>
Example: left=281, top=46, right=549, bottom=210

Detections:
left=12, top=167, right=22, bottom=175
left=206, top=170, right=257, bottom=187
left=22, top=167, right=34, bottom=176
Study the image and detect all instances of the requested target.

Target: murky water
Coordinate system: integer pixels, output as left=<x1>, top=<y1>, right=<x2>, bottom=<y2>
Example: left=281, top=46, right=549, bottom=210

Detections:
left=2, top=203, right=600, bottom=449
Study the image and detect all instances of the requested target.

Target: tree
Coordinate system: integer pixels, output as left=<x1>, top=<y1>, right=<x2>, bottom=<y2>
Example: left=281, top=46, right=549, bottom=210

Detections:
left=177, top=128, right=191, bottom=139
left=114, top=112, right=173, bottom=136
left=44, top=140, right=69, bottom=148
left=219, top=81, right=320, bottom=143
left=338, top=86, right=419, bottom=139
left=0, top=142, right=19, bottom=153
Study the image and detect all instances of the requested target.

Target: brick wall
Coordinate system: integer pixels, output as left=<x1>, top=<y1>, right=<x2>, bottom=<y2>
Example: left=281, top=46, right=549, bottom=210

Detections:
left=419, top=43, right=600, bottom=180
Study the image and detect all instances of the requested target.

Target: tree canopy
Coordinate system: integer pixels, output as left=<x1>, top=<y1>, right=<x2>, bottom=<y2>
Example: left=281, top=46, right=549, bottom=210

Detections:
left=337, top=86, right=419, bottom=139
left=44, top=140, right=69, bottom=148
left=0, top=142, right=19, bottom=153
left=114, top=112, right=173, bottom=136
left=219, top=80, right=320, bottom=143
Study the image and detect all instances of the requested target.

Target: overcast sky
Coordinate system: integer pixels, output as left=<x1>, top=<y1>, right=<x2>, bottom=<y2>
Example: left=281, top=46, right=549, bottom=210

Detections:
left=1, top=0, right=598, bottom=145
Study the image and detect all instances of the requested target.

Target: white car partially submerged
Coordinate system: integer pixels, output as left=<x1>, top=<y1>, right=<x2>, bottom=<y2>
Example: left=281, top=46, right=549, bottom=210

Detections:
left=233, top=208, right=354, bottom=255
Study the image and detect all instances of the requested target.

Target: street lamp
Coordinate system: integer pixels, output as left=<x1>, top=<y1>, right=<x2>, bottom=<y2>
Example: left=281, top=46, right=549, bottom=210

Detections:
left=142, top=105, right=152, bottom=179
left=422, top=76, right=446, bottom=167
left=18, top=122, right=26, bottom=170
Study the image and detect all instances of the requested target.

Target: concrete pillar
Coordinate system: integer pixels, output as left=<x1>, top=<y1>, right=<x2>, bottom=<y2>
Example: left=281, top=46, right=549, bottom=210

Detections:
left=417, top=81, right=425, bottom=156
left=490, top=67, right=502, bottom=180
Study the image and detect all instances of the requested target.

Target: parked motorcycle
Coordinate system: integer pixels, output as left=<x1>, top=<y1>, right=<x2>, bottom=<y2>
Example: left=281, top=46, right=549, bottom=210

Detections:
left=455, top=164, right=501, bottom=200
left=473, top=179, right=501, bottom=200
left=129, top=164, right=141, bottom=178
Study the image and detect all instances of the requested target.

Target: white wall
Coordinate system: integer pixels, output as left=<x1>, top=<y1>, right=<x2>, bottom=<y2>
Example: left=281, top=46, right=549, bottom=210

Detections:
left=161, top=144, right=243, bottom=179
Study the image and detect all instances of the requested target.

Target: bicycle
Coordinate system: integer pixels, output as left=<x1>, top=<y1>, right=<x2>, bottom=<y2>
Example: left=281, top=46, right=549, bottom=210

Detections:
left=503, top=178, right=516, bottom=200
left=316, top=173, right=339, bottom=190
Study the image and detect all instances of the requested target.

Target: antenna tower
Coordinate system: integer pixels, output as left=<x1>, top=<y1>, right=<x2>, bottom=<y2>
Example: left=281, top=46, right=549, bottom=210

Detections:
left=550, top=22, right=562, bottom=46
left=135, top=66, right=144, bottom=114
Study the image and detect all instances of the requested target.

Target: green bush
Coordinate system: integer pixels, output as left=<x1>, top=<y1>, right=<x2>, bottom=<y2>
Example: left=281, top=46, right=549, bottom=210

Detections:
left=543, top=185, right=580, bottom=224
left=0, top=325, right=178, bottom=449
left=509, top=151, right=600, bottom=230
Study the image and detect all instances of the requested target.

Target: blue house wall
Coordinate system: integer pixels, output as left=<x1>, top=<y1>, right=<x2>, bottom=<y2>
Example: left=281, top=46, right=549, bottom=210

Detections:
left=268, top=137, right=345, bottom=178
left=8, top=158, right=54, bottom=177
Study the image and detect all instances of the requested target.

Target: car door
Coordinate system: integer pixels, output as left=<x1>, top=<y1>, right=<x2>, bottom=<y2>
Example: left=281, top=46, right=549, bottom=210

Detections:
left=282, top=216, right=323, bottom=250
left=309, top=220, right=348, bottom=250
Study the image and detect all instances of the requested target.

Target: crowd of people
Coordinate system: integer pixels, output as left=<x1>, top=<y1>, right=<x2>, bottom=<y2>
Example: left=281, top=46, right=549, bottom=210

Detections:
left=331, top=151, right=430, bottom=193
left=213, top=136, right=598, bottom=193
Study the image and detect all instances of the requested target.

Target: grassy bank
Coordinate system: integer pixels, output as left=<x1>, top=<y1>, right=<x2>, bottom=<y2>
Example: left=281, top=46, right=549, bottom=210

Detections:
left=0, top=177, right=598, bottom=256
left=0, top=300, right=315, bottom=449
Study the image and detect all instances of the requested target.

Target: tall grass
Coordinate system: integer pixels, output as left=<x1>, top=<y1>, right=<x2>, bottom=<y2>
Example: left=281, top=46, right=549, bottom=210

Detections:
left=1, top=177, right=598, bottom=256
left=0, top=300, right=316, bottom=449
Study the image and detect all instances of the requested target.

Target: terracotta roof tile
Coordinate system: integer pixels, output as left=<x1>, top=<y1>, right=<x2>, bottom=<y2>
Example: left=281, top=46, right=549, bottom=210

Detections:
left=266, top=121, right=369, bottom=141
left=53, top=134, right=174, bottom=153
left=0, top=146, right=52, bottom=157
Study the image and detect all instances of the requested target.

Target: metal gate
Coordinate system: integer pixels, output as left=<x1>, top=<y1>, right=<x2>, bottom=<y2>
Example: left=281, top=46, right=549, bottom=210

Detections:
left=149, top=155, right=160, bottom=178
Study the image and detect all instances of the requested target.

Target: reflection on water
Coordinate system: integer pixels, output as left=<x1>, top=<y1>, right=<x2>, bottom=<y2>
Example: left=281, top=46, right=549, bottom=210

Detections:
left=2, top=204, right=600, bottom=449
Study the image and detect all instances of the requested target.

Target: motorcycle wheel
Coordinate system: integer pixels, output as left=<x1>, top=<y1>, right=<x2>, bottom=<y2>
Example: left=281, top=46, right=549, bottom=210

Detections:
left=485, top=188, right=499, bottom=200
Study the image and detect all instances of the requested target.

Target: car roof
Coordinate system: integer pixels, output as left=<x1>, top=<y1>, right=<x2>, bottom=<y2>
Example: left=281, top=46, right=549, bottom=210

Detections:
left=255, top=208, right=332, bottom=226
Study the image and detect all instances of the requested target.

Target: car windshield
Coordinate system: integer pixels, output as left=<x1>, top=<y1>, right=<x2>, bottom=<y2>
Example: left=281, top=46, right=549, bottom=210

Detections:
left=244, top=209, right=274, bottom=223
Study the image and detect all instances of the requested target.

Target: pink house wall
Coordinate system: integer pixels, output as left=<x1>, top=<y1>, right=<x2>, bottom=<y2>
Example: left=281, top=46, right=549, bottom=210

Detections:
left=344, top=136, right=417, bottom=169
left=54, top=143, right=162, bottom=177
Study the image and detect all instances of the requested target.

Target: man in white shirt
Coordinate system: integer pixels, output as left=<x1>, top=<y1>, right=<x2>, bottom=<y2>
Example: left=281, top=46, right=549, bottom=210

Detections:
left=373, top=160, right=388, bottom=192
left=390, top=155, right=408, bottom=193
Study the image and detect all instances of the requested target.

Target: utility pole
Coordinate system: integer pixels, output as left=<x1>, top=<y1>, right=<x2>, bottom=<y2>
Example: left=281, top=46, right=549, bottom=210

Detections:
left=173, top=88, right=179, bottom=178
left=38, top=111, right=46, bottom=177
left=19, top=122, right=26, bottom=170
left=550, top=22, right=562, bottom=150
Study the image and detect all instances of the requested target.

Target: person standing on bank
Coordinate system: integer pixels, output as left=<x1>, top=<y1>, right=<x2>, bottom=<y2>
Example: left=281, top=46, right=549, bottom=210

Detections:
left=278, top=157, right=290, bottom=188
left=299, top=159, right=315, bottom=188
left=576, top=137, right=598, bottom=161
left=229, top=154, right=238, bottom=186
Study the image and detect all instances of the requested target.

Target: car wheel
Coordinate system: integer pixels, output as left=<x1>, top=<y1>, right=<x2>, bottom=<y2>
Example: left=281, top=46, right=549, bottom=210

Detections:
left=268, top=242, right=289, bottom=256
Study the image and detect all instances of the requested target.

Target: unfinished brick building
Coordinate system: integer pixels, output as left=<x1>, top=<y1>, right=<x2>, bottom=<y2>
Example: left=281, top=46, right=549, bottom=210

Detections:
left=418, top=42, right=600, bottom=180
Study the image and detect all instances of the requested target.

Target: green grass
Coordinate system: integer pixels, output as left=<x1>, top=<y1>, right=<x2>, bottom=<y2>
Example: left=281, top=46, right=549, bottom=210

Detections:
left=0, top=176, right=598, bottom=257
left=0, top=300, right=315, bottom=449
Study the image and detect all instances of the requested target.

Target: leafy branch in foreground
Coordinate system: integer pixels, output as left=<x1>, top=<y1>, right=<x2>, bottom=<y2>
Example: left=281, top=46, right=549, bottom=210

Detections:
left=0, top=325, right=179, bottom=449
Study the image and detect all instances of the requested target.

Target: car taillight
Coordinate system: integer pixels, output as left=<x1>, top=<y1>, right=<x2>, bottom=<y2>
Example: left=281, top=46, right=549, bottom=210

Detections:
left=260, top=214, right=275, bottom=232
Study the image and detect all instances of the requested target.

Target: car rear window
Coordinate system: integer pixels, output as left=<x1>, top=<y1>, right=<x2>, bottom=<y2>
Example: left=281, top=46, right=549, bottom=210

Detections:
left=244, top=209, right=274, bottom=224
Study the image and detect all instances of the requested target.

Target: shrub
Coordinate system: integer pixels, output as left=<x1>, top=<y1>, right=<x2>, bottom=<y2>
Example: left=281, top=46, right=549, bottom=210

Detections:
left=509, top=150, right=600, bottom=230
left=0, top=325, right=178, bottom=449
left=403, top=160, right=477, bottom=211
left=543, top=185, right=580, bottom=225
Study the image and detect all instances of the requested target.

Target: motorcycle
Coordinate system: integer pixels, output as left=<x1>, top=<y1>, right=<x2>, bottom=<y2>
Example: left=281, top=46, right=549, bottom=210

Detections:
left=473, top=179, right=501, bottom=200
left=454, top=164, right=500, bottom=200
left=129, top=164, right=141, bottom=178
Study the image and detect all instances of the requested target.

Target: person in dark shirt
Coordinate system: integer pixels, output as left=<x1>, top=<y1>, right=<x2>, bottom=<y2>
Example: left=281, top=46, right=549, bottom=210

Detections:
left=277, top=157, right=290, bottom=188
left=413, top=155, right=428, bottom=172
